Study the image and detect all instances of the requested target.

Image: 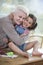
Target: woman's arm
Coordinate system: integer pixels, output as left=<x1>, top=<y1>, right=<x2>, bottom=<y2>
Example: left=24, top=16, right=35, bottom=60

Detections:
left=2, top=18, right=24, bottom=45
left=8, top=42, right=29, bottom=58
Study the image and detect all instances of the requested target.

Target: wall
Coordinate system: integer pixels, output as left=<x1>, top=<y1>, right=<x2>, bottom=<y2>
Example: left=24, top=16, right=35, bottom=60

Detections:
left=0, top=0, right=43, bottom=34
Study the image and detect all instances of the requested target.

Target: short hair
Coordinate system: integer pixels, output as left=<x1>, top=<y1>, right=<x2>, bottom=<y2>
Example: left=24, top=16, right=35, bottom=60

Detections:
left=28, top=14, right=37, bottom=30
left=15, top=5, right=29, bottom=15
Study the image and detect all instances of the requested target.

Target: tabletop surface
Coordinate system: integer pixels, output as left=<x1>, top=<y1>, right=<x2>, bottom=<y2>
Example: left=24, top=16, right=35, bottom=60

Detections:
left=0, top=55, right=43, bottom=65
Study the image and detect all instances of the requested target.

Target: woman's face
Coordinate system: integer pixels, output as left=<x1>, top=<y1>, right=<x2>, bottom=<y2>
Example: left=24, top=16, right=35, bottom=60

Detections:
left=22, top=17, right=33, bottom=28
left=13, top=10, right=27, bottom=25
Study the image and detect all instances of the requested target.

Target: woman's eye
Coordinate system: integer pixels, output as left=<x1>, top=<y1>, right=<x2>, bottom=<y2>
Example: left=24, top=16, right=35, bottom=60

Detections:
left=26, top=20, right=28, bottom=21
left=19, top=16, right=22, bottom=18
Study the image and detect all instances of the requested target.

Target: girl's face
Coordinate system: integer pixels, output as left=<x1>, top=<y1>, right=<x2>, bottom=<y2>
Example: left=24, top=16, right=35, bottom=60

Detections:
left=22, top=17, right=33, bottom=28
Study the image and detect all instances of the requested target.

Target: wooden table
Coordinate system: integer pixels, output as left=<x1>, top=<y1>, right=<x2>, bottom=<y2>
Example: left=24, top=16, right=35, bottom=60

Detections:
left=0, top=48, right=43, bottom=65
left=0, top=55, right=43, bottom=65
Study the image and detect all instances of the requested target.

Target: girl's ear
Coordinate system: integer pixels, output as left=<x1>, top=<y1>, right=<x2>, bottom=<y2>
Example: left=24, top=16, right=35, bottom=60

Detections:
left=31, top=22, right=37, bottom=30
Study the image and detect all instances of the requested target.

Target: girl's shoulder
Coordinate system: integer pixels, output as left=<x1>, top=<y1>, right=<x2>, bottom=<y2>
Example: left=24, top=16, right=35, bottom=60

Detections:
left=24, top=29, right=30, bottom=35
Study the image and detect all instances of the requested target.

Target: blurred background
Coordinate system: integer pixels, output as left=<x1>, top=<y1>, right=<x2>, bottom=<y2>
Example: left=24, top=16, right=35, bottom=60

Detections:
left=0, top=0, right=43, bottom=34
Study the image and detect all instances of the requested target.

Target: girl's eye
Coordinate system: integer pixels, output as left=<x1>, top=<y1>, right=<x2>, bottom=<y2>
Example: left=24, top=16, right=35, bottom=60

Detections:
left=28, top=22, right=32, bottom=24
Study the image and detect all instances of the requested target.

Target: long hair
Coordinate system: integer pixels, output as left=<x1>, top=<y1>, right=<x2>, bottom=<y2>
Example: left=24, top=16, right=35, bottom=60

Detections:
left=27, top=14, right=37, bottom=30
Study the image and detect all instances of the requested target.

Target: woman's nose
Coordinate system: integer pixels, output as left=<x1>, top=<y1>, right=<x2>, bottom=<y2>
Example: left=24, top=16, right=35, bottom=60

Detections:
left=20, top=18, right=23, bottom=22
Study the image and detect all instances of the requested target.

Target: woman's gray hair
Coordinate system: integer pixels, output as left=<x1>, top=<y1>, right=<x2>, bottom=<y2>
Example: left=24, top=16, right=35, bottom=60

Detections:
left=14, top=5, right=29, bottom=16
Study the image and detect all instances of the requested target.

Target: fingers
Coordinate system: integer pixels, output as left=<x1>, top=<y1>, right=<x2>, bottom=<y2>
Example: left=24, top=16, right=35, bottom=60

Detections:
left=23, top=52, right=29, bottom=58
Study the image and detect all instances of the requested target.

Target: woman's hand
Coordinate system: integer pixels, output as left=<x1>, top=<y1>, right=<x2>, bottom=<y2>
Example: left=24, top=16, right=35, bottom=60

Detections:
left=22, top=52, right=29, bottom=58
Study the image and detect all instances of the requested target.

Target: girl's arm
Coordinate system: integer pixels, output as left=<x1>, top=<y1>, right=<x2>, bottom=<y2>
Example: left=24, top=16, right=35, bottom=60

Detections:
left=20, top=30, right=29, bottom=37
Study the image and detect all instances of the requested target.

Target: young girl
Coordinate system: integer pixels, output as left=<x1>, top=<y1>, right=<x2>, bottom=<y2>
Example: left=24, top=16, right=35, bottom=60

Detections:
left=15, top=24, right=29, bottom=37
left=15, top=13, right=37, bottom=37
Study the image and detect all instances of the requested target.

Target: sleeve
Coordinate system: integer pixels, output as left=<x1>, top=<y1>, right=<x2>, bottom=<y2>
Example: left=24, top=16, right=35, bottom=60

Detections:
left=2, top=20, right=24, bottom=45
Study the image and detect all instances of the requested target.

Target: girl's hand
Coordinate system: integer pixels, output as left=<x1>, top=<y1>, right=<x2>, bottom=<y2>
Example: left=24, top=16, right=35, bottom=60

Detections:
left=24, top=30, right=29, bottom=35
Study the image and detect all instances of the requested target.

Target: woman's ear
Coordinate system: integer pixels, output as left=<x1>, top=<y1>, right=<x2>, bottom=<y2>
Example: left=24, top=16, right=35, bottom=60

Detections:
left=9, top=12, right=14, bottom=20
